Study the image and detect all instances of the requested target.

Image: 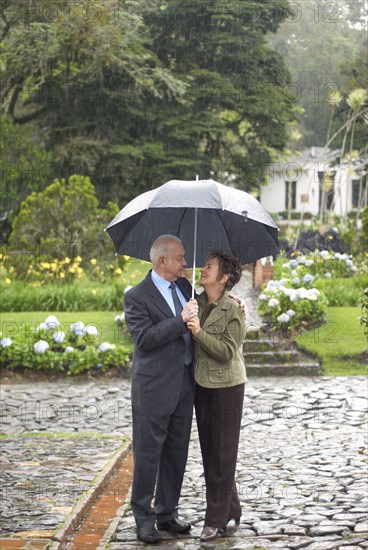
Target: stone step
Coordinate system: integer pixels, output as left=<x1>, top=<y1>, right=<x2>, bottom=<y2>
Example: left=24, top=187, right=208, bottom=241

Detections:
left=245, top=327, right=264, bottom=340
left=246, top=362, right=322, bottom=377
left=243, top=339, right=279, bottom=352
left=244, top=350, right=301, bottom=364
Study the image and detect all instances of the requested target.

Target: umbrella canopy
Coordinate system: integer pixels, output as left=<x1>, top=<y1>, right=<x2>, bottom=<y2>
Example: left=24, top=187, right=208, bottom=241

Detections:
left=105, top=179, right=279, bottom=267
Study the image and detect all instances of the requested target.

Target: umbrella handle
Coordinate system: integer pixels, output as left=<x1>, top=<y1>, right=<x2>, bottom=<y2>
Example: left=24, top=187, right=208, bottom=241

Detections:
left=191, top=207, right=198, bottom=299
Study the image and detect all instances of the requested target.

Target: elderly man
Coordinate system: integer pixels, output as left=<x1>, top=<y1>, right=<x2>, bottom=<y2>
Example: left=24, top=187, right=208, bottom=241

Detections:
left=124, top=235, right=198, bottom=544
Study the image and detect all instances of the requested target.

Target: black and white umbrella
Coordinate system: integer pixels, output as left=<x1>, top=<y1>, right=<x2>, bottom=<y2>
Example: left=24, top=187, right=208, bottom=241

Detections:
left=105, top=178, right=279, bottom=295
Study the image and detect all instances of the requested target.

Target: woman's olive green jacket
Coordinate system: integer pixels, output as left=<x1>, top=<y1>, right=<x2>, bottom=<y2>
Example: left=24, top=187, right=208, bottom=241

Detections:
left=193, top=291, right=247, bottom=388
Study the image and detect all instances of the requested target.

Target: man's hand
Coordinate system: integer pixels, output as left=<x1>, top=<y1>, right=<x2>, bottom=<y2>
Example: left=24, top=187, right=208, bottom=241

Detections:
left=187, top=315, right=201, bottom=336
left=181, top=298, right=199, bottom=323
left=228, top=293, right=248, bottom=320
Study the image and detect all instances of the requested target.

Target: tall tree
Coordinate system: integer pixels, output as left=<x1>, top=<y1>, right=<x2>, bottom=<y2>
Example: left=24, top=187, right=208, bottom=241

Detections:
left=0, top=0, right=186, bottom=205
left=142, top=0, right=297, bottom=190
left=267, top=0, right=367, bottom=148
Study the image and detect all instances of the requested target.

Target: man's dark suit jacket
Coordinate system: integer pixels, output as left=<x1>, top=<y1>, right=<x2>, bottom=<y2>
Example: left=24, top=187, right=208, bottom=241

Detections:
left=124, top=271, right=194, bottom=417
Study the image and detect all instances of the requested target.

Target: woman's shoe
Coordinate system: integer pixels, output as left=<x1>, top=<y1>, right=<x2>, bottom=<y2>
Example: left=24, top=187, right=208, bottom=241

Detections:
left=200, top=526, right=225, bottom=542
left=222, top=515, right=241, bottom=530
left=233, top=516, right=241, bottom=526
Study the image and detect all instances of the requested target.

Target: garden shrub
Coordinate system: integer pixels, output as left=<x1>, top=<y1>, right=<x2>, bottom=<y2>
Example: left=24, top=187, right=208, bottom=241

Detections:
left=0, top=314, right=131, bottom=375
left=5, top=174, right=120, bottom=279
left=259, top=248, right=368, bottom=329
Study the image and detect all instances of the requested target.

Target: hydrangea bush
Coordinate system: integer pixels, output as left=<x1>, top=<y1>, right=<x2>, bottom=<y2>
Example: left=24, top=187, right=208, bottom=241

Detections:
left=0, top=314, right=130, bottom=375
left=258, top=277, right=328, bottom=330
left=259, top=249, right=368, bottom=330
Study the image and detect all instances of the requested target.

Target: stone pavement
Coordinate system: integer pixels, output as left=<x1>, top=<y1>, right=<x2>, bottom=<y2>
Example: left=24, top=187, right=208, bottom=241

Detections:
left=0, top=380, right=131, bottom=542
left=1, top=376, right=367, bottom=549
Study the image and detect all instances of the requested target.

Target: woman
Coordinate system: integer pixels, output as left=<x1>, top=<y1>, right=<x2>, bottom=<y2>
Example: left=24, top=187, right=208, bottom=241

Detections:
left=187, top=251, right=246, bottom=543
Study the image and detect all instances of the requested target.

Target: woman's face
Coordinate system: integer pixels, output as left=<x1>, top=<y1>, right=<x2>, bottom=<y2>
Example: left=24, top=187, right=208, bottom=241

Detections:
left=199, top=257, right=227, bottom=288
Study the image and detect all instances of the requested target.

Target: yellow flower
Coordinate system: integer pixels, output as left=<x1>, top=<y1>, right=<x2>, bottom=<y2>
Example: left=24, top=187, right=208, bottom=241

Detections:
left=59, top=272, right=65, bottom=278
left=63, top=257, right=71, bottom=264
left=115, top=268, right=123, bottom=275
left=90, top=258, right=97, bottom=265
left=50, top=262, right=58, bottom=271
left=5, top=277, right=11, bottom=284
left=77, top=267, right=83, bottom=274
left=41, top=262, right=50, bottom=269
left=0, top=254, right=3, bottom=260
left=69, top=267, right=76, bottom=274
left=75, top=256, right=82, bottom=263
left=123, top=255, right=131, bottom=260
left=92, top=289, right=97, bottom=295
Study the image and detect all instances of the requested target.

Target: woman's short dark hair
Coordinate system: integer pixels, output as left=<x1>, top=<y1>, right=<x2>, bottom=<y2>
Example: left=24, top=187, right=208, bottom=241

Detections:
left=207, top=251, right=242, bottom=291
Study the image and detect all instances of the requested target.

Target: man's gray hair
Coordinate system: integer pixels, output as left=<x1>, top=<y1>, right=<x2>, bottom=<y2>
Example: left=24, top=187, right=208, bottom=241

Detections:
left=150, top=235, right=182, bottom=265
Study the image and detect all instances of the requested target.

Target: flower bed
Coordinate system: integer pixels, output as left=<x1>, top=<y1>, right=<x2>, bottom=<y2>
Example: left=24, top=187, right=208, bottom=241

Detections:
left=0, top=314, right=131, bottom=375
left=0, top=249, right=147, bottom=312
left=259, top=249, right=367, bottom=330
left=258, top=278, right=328, bottom=330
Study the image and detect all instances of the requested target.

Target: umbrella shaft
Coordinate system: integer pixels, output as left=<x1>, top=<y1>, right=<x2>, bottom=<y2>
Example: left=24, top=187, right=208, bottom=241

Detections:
left=191, top=208, right=198, bottom=299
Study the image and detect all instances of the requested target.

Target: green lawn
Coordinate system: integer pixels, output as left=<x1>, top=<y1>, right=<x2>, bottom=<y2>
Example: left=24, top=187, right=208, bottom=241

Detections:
left=0, top=310, right=132, bottom=348
left=296, top=307, right=367, bottom=376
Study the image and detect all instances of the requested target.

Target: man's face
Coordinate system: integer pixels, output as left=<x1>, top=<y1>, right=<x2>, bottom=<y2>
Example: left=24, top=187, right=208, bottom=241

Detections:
left=162, top=242, right=187, bottom=281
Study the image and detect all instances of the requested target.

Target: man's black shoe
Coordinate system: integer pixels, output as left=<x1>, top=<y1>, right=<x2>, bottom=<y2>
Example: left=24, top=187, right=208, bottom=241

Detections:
left=136, top=526, right=162, bottom=544
left=157, top=517, right=191, bottom=533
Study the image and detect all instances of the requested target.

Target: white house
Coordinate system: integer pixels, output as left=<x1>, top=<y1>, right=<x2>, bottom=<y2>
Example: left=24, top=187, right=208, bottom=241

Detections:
left=260, top=147, right=367, bottom=217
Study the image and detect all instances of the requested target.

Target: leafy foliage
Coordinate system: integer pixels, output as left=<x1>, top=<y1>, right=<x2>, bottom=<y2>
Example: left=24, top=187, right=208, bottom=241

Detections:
left=318, top=277, right=368, bottom=307
left=0, top=114, right=55, bottom=240
left=7, top=174, right=119, bottom=278
left=341, top=209, right=368, bottom=256
left=0, top=0, right=187, bottom=209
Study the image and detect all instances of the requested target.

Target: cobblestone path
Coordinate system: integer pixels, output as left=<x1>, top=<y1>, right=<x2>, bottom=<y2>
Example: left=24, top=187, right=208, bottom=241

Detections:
left=1, top=376, right=367, bottom=549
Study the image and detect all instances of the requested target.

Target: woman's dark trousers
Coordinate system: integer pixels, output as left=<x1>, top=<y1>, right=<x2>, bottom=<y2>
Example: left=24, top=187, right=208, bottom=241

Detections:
left=195, top=383, right=245, bottom=528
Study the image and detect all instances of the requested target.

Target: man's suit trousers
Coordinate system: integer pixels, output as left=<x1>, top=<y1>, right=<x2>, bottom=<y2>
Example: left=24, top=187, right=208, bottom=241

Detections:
left=131, top=364, right=194, bottom=527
